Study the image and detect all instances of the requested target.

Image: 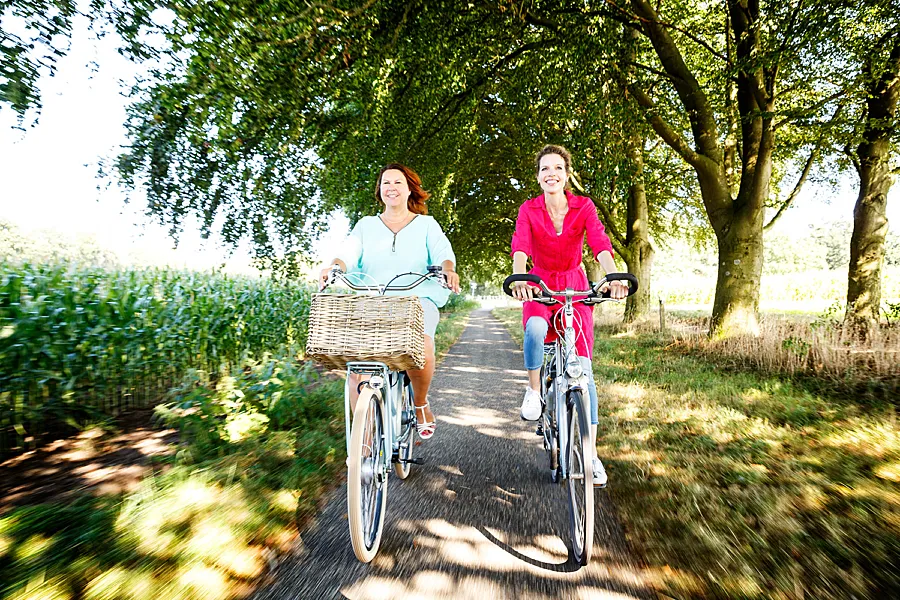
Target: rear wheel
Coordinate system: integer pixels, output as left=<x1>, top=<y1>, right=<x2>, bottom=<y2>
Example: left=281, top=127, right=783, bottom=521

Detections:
left=541, top=364, right=559, bottom=479
left=393, top=378, right=415, bottom=479
left=347, top=386, right=388, bottom=563
left=566, top=390, right=594, bottom=565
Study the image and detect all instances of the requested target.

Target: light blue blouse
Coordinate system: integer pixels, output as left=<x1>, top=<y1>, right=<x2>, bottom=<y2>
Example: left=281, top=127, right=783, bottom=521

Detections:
left=338, top=215, right=456, bottom=308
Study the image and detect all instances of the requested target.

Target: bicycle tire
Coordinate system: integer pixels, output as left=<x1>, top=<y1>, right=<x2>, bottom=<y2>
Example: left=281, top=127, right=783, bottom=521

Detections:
left=566, top=389, right=594, bottom=565
left=347, top=386, right=388, bottom=563
left=393, top=378, right=415, bottom=479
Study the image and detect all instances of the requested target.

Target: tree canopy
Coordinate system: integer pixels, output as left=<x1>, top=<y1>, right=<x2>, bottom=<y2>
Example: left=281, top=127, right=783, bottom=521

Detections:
left=5, top=0, right=897, bottom=334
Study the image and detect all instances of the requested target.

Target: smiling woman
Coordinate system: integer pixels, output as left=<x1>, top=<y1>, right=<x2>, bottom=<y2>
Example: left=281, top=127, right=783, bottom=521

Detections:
left=508, top=144, right=624, bottom=488
left=318, top=163, right=461, bottom=441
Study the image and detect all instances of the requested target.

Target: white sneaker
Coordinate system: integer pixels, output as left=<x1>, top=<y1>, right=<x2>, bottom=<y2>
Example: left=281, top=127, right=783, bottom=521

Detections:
left=592, top=458, right=608, bottom=488
left=520, top=388, right=543, bottom=421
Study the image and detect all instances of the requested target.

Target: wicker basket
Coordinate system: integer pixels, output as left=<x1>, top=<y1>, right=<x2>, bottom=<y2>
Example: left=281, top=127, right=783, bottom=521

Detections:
left=306, top=293, right=426, bottom=371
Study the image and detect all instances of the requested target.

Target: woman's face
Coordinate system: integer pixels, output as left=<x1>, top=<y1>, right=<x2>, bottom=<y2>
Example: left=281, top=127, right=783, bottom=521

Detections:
left=537, top=153, right=568, bottom=194
left=380, top=169, right=411, bottom=209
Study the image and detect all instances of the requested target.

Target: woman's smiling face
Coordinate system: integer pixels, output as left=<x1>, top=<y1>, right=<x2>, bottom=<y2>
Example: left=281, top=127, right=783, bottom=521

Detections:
left=380, top=169, right=411, bottom=208
left=537, top=153, right=567, bottom=194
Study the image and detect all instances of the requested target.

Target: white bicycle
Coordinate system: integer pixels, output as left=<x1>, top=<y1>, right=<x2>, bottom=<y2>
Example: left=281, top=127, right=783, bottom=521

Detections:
left=321, top=265, right=448, bottom=562
left=503, top=272, right=638, bottom=564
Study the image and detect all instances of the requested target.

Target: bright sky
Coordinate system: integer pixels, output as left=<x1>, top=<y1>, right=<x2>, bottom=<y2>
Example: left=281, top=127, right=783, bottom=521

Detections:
left=0, top=11, right=895, bottom=275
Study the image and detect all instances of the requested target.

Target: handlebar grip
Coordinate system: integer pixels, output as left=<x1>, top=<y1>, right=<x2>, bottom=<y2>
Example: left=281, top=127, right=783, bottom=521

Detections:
left=597, top=273, right=639, bottom=298
left=503, top=274, right=543, bottom=297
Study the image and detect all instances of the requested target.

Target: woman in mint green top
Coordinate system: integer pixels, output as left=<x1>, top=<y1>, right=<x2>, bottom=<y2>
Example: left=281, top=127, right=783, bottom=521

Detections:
left=338, top=213, right=456, bottom=308
left=320, top=163, right=460, bottom=440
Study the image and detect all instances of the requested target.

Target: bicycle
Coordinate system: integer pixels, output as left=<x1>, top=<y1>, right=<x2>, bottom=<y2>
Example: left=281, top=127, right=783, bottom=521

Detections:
left=502, top=272, right=638, bottom=565
left=319, top=265, right=449, bottom=563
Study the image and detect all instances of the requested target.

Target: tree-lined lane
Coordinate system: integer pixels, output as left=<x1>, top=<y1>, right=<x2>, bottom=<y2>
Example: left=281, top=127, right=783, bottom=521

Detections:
left=253, top=310, right=652, bottom=599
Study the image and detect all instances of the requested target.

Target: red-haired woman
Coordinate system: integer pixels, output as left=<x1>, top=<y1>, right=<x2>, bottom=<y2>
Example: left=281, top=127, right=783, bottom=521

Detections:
left=320, top=164, right=461, bottom=440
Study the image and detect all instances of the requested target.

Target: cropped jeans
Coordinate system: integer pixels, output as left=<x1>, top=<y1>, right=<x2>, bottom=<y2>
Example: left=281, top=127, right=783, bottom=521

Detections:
left=523, top=316, right=599, bottom=425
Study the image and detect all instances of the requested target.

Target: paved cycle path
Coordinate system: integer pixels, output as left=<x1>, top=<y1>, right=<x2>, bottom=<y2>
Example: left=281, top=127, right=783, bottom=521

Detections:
left=253, top=309, right=653, bottom=600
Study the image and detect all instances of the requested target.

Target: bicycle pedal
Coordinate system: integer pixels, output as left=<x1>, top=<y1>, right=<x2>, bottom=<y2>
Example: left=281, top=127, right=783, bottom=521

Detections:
left=535, top=425, right=544, bottom=436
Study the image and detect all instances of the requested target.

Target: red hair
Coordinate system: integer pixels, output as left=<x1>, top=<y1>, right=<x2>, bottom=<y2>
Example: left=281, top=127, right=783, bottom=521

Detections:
left=375, top=163, right=430, bottom=215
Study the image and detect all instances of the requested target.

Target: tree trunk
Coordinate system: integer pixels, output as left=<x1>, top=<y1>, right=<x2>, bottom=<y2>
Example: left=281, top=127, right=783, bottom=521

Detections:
left=624, top=239, right=653, bottom=323
left=710, top=213, right=764, bottom=337
left=584, top=253, right=603, bottom=283
left=845, top=41, right=900, bottom=338
left=709, top=108, right=771, bottom=339
left=846, top=165, right=889, bottom=335
left=628, top=0, right=770, bottom=339
left=624, top=128, right=653, bottom=323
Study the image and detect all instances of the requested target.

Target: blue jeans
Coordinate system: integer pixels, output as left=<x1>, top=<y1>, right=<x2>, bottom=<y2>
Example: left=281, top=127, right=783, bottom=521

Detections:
left=524, top=316, right=598, bottom=425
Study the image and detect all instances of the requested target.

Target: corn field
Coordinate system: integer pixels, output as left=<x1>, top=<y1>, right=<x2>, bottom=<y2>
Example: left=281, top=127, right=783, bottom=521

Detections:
left=0, top=262, right=313, bottom=459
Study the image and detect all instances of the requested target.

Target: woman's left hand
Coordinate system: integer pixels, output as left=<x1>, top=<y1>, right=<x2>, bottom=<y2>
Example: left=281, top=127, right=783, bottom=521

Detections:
left=600, top=280, right=629, bottom=300
left=442, top=269, right=461, bottom=293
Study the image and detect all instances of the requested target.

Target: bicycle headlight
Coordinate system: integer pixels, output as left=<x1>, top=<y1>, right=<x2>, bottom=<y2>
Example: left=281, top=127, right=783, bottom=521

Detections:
left=565, top=358, right=583, bottom=379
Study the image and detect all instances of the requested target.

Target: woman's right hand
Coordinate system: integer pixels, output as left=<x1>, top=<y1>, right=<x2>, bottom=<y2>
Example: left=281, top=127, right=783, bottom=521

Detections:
left=319, top=267, right=334, bottom=291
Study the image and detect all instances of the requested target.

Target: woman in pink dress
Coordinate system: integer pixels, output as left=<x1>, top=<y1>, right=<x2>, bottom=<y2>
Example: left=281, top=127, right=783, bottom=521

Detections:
left=510, top=144, right=628, bottom=487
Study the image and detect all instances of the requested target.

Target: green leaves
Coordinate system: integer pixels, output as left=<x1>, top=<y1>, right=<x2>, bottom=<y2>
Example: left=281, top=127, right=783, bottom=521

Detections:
left=0, top=0, right=79, bottom=123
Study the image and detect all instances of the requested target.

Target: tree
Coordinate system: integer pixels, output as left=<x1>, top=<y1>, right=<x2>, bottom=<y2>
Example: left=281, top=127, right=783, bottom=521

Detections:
left=841, top=5, right=900, bottom=335
left=1, top=0, right=155, bottom=124
left=109, top=0, right=693, bottom=305
left=614, top=0, right=850, bottom=336
left=109, top=0, right=854, bottom=339
left=1, top=0, right=79, bottom=122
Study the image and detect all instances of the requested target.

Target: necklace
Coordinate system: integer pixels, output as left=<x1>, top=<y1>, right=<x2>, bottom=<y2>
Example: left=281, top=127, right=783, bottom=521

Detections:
left=545, top=201, right=568, bottom=235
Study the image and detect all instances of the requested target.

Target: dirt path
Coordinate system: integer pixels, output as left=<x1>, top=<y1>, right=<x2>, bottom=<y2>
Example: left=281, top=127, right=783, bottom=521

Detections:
left=252, top=309, right=654, bottom=599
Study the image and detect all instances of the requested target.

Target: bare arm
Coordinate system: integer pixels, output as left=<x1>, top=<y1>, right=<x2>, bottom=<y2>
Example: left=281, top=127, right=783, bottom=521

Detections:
left=441, top=259, right=461, bottom=293
left=511, top=251, right=536, bottom=301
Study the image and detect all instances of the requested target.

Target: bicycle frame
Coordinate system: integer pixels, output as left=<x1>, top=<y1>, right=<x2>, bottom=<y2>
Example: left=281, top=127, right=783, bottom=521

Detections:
left=323, top=266, right=448, bottom=562
left=342, top=362, right=408, bottom=463
left=503, top=271, right=638, bottom=564
left=544, top=289, right=590, bottom=480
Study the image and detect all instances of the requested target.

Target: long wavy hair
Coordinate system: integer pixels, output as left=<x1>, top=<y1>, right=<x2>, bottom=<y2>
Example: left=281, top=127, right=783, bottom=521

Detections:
left=375, top=163, right=430, bottom=215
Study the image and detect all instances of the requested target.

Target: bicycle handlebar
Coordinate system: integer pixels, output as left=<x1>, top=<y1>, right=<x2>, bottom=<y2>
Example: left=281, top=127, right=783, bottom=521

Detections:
left=502, top=272, right=638, bottom=305
left=322, top=265, right=448, bottom=294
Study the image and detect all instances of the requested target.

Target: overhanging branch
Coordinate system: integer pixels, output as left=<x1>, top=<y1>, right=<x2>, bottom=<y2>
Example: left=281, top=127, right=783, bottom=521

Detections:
left=409, top=39, right=552, bottom=152
left=627, top=84, right=703, bottom=168
left=765, top=101, right=845, bottom=230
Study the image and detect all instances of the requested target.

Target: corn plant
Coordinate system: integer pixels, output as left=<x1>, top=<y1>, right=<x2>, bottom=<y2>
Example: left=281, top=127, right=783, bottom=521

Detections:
left=0, top=262, right=312, bottom=458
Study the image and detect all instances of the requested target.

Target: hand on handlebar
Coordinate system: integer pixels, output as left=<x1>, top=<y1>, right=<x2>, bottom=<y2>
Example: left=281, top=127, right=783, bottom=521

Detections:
left=511, top=280, right=539, bottom=302
left=598, top=280, right=629, bottom=300
left=319, top=265, right=340, bottom=291
left=442, top=269, right=461, bottom=294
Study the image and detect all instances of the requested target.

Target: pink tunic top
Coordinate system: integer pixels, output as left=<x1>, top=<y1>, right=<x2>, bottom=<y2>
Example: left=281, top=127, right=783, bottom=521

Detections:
left=510, top=191, right=614, bottom=357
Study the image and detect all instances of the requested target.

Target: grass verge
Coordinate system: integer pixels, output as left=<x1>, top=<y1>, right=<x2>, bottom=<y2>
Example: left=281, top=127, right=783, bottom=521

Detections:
left=0, top=308, right=474, bottom=600
left=493, top=307, right=899, bottom=600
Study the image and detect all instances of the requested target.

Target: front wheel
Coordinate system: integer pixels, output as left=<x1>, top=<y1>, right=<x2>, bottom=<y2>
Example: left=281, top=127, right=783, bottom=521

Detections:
left=566, top=389, right=594, bottom=565
left=347, top=386, right=389, bottom=563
